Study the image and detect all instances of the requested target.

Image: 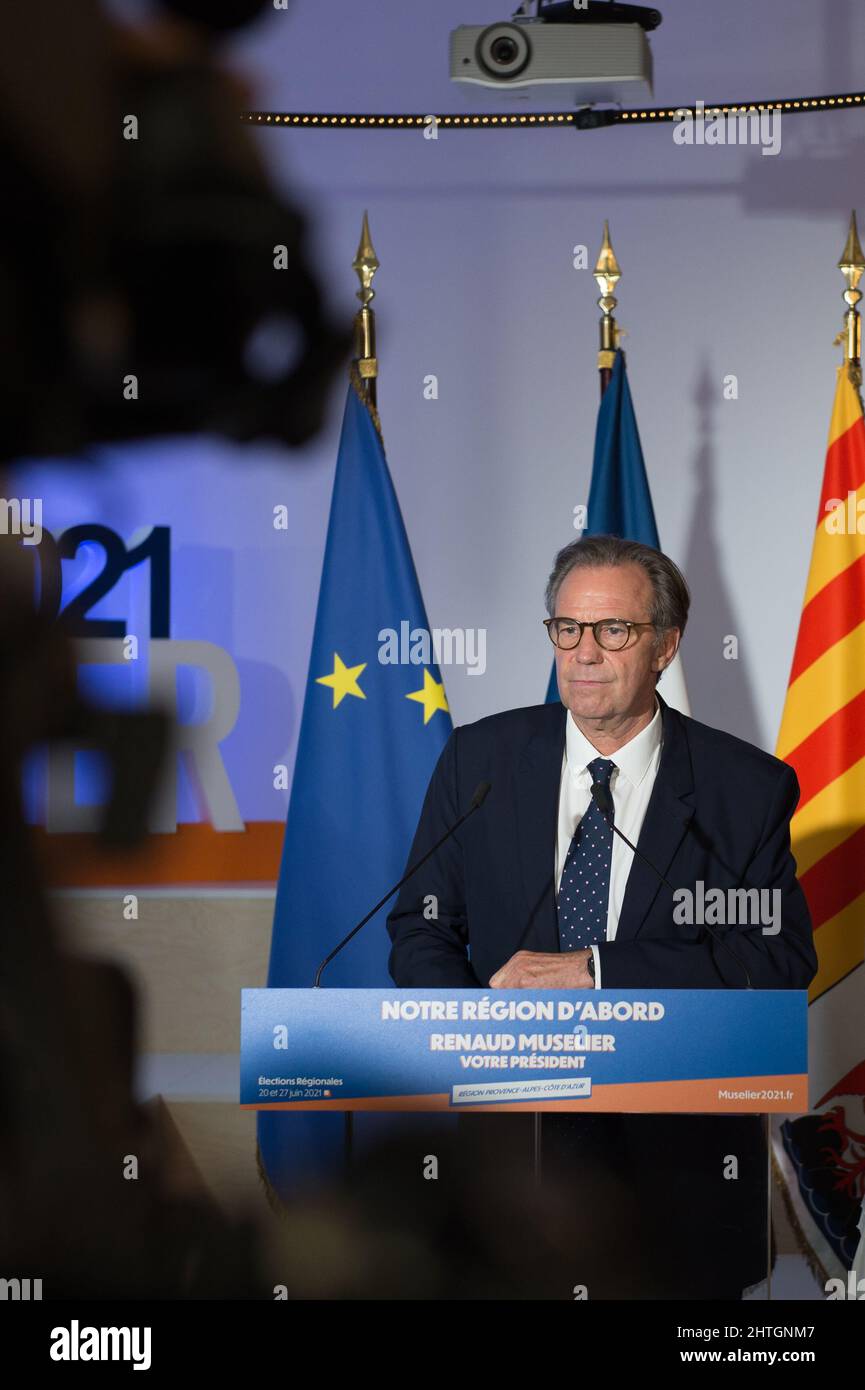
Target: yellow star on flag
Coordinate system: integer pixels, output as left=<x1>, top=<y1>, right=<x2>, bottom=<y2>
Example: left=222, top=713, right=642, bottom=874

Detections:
left=406, top=668, right=449, bottom=725
left=316, top=652, right=367, bottom=708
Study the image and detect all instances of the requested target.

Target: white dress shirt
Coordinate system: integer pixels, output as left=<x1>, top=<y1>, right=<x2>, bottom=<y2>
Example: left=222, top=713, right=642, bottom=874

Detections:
left=554, top=700, right=663, bottom=987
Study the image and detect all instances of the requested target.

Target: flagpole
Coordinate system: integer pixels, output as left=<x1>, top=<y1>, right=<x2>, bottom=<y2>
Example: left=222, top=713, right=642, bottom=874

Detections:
left=835, top=209, right=864, bottom=398
left=352, top=209, right=379, bottom=412
left=810, top=207, right=865, bottom=1291
left=836, top=208, right=865, bottom=1294
left=539, top=223, right=622, bottom=1175
left=594, top=220, right=622, bottom=400
left=537, top=221, right=623, bottom=1175
left=537, top=222, right=625, bottom=1175
left=340, top=211, right=381, bottom=1171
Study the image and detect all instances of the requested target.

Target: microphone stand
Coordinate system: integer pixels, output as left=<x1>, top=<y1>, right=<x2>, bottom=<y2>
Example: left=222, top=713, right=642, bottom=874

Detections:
left=312, top=782, right=492, bottom=1169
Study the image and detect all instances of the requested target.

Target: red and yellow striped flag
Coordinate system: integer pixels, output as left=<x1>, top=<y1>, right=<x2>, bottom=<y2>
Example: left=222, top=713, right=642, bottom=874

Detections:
left=775, top=365, right=865, bottom=1279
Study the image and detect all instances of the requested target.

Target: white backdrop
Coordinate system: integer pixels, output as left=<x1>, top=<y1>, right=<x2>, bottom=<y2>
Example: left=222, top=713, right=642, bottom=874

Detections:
left=101, top=0, right=865, bottom=767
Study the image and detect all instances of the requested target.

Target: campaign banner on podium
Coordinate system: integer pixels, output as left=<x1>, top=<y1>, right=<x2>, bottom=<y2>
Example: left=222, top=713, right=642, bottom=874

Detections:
left=240, top=988, right=808, bottom=1114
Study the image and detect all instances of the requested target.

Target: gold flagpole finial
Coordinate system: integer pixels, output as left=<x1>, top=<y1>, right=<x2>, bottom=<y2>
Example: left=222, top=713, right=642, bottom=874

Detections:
left=594, top=220, right=623, bottom=391
left=352, top=211, right=379, bottom=405
left=353, top=209, right=379, bottom=308
left=836, top=210, right=864, bottom=393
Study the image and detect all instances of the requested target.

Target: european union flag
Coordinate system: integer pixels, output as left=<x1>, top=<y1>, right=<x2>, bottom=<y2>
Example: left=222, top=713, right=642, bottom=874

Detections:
left=580, top=348, right=660, bottom=547
left=258, top=375, right=452, bottom=1199
left=546, top=349, right=686, bottom=705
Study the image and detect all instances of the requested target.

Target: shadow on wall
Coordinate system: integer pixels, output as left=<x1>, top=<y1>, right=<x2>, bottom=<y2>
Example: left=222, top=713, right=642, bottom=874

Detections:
left=681, top=358, right=764, bottom=748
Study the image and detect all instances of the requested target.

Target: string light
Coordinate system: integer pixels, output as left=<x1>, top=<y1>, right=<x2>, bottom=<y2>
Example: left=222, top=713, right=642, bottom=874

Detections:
left=241, top=91, right=865, bottom=131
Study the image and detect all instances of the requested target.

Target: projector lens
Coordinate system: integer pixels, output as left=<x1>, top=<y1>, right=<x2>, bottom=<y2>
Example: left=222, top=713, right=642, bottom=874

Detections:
left=490, top=37, right=518, bottom=66
left=476, top=24, right=530, bottom=79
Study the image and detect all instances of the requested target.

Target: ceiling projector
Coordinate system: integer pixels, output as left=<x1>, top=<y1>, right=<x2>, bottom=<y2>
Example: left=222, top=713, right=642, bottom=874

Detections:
left=449, top=0, right=661, bottom=108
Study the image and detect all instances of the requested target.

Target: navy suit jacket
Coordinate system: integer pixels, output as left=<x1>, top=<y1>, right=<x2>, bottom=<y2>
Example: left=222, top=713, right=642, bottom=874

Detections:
left=387, top=694, right=817, bottom=993
left=386, top=694, right=817, bottom=1293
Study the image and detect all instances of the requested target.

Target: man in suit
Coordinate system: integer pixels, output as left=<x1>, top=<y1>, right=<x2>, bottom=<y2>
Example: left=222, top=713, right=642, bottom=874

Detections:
left=387, top=534, right=817, bottom=1299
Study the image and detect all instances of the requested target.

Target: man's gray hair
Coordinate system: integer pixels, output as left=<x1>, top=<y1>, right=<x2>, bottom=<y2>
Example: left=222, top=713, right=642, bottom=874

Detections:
left=545, top=534, right=690, bottom=638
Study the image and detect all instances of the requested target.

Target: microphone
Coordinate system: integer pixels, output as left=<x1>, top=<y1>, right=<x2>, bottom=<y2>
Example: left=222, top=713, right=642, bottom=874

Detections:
left=589, top=781, right=753, bottom=989
left=313, top=780, right=492, bottom=987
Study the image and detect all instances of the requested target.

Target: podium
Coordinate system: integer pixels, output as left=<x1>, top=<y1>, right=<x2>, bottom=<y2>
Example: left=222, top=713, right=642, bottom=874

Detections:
left=243, top=987, right=808, bottom=1297
left=241, top=987, right=807, bottom=1113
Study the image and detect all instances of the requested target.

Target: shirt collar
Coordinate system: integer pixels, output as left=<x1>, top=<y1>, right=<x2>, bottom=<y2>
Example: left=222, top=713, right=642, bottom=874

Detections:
left=566, top=697, right=662, bottom=790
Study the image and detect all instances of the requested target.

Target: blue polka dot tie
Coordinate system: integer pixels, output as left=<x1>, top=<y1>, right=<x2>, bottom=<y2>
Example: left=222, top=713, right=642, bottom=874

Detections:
left=558, top=757, right=616, bottom=952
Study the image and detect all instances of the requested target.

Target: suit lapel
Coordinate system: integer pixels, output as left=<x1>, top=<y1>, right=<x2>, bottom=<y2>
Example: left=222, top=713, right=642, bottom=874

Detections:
left=515, top=705, right=566, bottom=955
left=615, top=694, right=696, bottom=943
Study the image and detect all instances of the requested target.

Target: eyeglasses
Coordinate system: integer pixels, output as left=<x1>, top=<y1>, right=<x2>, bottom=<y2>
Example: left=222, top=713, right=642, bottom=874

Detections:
left=544, top=616, right=657, bottom=652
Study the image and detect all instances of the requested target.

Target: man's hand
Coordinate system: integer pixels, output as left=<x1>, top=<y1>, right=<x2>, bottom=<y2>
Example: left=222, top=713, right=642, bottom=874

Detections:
left=489, top=949, right=594, bottom=989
